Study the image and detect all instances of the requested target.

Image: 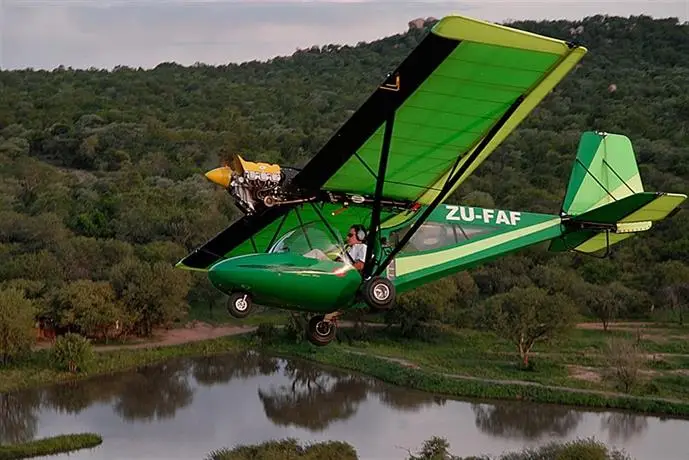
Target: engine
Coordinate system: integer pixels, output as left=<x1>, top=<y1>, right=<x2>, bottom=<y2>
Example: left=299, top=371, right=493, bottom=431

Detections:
left=205, top=155, right=296, bottom=214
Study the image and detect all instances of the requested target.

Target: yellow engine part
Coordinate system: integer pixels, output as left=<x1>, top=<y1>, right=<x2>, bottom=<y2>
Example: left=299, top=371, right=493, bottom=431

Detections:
left=204, top=154, right=282, bottom=188
left=234, top=155, right=281, bottom=175
left=205, top=166, right=232, bottom=188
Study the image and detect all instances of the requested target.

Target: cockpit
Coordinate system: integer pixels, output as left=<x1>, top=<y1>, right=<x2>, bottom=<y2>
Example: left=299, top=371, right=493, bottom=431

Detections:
left=268, top=222, right=351, bottom=264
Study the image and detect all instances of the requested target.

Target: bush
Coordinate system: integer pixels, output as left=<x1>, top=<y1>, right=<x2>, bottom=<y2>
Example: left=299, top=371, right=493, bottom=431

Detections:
left=52, top=333, right=95, bottom=373
left=603, top=338, right=643, bottom=393
left=407, top=436, right=459, bottom=459
left=283, top=314, right=307, bottom=343
left=254, top=322, right=279, bottom=345
left=407, top=437, right=632, bottom=460
left=206, top=438, right=358, bottom=460
left=491, top=438, right=632, bottom=460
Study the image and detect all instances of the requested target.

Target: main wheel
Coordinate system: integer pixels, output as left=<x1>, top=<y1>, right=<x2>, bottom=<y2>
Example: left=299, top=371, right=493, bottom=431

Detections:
left=227, top=292, right=253, bottom=319
left=361, top=276, right=396, bottom=310
left=307, top=315, right=336, bottom=346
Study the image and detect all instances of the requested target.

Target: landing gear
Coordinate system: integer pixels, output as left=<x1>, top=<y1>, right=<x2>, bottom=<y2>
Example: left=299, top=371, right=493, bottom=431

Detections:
left=227, top=292, right=253, bottom=319
left=306, top=313, right=338, bottom=346
left=361, top=276, right=396, bottom=311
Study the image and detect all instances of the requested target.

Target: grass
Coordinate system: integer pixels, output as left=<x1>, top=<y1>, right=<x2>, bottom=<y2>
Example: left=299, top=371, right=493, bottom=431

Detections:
left=0, top=433, right=102, bottom=460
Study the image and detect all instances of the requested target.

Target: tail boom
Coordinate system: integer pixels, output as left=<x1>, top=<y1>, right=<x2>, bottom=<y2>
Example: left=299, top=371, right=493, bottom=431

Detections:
left=383, top=205, right=564, bottom=293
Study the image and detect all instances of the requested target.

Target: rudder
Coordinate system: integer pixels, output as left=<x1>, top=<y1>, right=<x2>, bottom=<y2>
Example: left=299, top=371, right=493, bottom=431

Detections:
left=561, top=131, right=644, bottom=217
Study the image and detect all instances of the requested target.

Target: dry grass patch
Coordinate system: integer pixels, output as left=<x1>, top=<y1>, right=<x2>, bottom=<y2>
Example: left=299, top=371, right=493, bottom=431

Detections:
left=567, top=365, right=602, bottom=383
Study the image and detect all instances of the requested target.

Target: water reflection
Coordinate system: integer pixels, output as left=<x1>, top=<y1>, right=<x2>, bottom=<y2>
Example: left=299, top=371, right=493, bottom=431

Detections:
left=113, top=361, right=193, bottom=422
left=255, top=359, right=446, bottom=431
left=258, top=361, right=369, bottom=431
left=192, top=352, right=279, bottom=386
left=1, top=350, right=687, bottom=460
left=472, top=402, right=583, bottom=439
left=0, top=391, right=40, bottom=444
left=601, top=413, right=649, bottom=443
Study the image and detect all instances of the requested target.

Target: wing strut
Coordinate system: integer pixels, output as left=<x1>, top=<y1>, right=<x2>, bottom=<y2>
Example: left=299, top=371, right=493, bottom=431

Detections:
left=363, top=111, right=395, bottom=278
left=373, top=94, right=525, bottom=277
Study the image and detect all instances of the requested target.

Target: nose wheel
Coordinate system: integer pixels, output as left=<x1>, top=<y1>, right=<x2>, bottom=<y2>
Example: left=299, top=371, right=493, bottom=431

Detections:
left=227, top=292, right=253, bottom=319
left=361, top=276, right=396, bottom=311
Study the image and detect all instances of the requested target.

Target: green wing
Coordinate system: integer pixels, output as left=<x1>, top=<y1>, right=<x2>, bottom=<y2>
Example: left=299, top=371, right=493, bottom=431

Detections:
left=293, top=15, right=588, bottom=207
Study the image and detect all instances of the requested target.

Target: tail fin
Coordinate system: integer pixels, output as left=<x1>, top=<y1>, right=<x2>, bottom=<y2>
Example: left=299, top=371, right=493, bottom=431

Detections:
left=550, top=131, right=686, bottom=255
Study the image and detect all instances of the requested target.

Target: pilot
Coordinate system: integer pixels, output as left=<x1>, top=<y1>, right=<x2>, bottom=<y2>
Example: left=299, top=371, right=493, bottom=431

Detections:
left=342, top=224, right=368, bottom=271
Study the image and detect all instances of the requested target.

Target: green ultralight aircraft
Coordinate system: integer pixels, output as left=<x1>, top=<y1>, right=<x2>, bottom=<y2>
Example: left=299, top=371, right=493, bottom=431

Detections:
left=177, top=15, right=687, bottom=346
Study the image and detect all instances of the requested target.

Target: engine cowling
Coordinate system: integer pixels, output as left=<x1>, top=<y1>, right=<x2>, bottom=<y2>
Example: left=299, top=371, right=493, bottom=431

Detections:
left=205, top=155, right=289, bottom=214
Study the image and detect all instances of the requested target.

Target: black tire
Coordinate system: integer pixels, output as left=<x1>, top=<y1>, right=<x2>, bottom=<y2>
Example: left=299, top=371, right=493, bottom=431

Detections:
left=307, top=315, right=336, bottom=346
left=227, top=292, right=253, bottom=319
left=362, top=276, right=396, bottom=310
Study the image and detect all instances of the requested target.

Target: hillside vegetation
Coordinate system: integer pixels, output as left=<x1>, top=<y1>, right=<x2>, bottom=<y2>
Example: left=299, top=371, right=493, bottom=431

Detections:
left=0, top=15, right=688, bottom=349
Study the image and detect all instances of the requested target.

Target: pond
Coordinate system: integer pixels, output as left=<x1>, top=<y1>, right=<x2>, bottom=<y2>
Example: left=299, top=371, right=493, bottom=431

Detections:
left=2, top=350, right=688, bottom=459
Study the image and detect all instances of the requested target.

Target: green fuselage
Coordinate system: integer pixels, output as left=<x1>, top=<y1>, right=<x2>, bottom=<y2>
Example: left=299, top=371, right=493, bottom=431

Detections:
left=207, top=203, right=564, bottom=314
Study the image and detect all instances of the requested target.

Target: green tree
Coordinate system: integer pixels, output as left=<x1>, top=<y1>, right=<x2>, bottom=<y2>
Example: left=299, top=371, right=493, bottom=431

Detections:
left=49, top=280, right=125, bottom=341
left=109, top=258, right=191, bottom=336
left=0, top=287, right=37, bottom=365
left=384, top=277, right=458, bottom=339
left=655, top=260, right=689, bottom=325
left=583, top=282, right=629, bottom=331
left=484, top=286, right=576, bottom=367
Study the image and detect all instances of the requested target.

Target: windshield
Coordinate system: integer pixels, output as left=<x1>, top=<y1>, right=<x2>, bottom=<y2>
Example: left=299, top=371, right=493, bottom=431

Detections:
left=269, top=222, right=347, bottom=261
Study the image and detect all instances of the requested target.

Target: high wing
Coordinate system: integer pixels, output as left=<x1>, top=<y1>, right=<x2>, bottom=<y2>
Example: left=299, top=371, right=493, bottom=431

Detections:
left=292, top=15, right=587, bottom=207
left=178, top=15, right=587, bottom=271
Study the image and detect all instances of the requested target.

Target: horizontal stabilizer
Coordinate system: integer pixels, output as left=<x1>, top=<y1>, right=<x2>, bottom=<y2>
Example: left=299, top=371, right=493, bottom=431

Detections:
left=551, top=192, right=686, bottom=254
left=572, top=192, right=686, bottom=225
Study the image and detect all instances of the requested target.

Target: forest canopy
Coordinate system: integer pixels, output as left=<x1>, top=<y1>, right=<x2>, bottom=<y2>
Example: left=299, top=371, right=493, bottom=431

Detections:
left=1, top=14, right=688, bottom=339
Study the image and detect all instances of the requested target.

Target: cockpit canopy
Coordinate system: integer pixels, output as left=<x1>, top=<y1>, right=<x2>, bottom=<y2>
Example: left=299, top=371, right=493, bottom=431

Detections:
left=269, top=222, right=349, bottom=263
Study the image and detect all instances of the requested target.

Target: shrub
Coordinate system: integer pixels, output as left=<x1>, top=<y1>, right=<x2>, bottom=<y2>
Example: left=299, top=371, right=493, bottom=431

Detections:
left=407, top=436, right=460, bottom=459
left=52, top=333, right=95, bottom=373
left=254, top=322, right=279, bottom=345
left=603, top=338, right=643, bottom=393
left=206, top=438, right=358, bottom=460
left=283, top=314, right=307, bottom=343
left=493, top=438, right=632, bottom=460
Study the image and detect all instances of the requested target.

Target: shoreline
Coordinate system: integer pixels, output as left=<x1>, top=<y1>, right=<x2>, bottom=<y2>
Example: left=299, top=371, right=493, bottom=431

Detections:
left=4, top=323, right=689, bottom=419
left=261, top=341, right=689, bottom=419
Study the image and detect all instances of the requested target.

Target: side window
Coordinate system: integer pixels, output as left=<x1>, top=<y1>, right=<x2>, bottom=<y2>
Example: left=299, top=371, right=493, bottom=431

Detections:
left=388, top=222, right=495, bottom=254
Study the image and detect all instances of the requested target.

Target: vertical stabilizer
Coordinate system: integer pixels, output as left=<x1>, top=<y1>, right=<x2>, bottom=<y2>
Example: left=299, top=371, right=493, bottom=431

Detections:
left=561, top=131, right=644, bottom=216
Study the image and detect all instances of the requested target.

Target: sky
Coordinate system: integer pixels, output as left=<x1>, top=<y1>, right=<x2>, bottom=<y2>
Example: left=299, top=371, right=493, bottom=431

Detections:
left=1, top=0, right=688, bottom=69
